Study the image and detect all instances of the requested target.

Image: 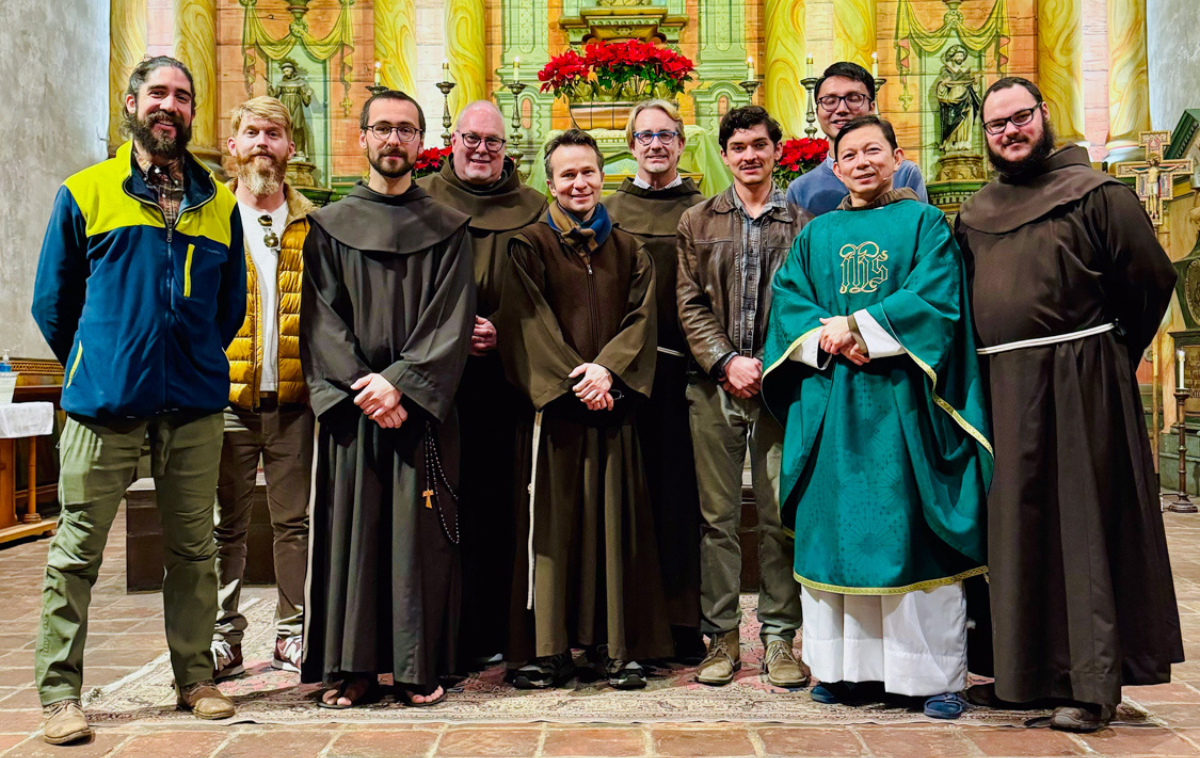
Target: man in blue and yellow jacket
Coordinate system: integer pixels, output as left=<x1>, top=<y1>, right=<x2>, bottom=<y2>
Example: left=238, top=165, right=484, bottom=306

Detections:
left=30, top=57, right=245, bottom=743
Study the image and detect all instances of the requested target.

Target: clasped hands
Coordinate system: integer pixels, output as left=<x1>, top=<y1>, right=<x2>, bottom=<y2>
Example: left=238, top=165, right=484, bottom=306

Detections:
left=570, top=363, right=615, bottom=411
left=818, top=316, right=870, bottom=366
left=352, top=373, right=406, bottom=428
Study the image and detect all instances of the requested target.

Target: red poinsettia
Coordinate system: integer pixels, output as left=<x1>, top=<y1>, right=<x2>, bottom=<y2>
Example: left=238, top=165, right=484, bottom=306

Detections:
left=412, top=146, right=451, bottom=180
left=774, top=138, right=830, bottom=189
left=537, top=39, right=695, bottom=101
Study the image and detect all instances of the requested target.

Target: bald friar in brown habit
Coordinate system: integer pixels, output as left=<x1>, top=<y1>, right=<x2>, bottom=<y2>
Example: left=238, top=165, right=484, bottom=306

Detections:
left=954, top=77, right=1182, bottom=733
left=601, top=100, right=705, bottom=659
left=417, top=101, right=547, bottom=666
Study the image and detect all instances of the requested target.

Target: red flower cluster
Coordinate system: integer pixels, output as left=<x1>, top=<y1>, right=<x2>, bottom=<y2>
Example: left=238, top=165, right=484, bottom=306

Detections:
left=537, top=40, right=696, bottom=100
left=774, top=138, right=830, bottom=188
left=412, top=146, right=451, bottom=179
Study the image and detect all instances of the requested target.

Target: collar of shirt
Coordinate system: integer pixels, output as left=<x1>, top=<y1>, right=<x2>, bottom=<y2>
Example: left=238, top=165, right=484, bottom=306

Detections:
left=133, top=144, right=184, bottom=188
left=632, top=174, right=684, bottom=190
left=729, top=184, right=787, bottom=222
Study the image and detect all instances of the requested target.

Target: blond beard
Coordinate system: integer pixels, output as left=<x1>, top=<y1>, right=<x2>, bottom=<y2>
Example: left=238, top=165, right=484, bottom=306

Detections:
left=236, top=154, right=286, bottom=197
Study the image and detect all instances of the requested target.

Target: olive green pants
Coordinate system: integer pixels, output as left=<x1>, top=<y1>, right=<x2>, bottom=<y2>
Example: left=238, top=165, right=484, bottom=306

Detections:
left=36, top=413, right=223, bottom=706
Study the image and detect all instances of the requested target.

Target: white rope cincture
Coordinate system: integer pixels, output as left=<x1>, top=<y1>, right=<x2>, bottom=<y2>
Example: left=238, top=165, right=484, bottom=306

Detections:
left=656, top=346, right=685, bottom=357
left=525, top=409, right=544, bottom=611
left=976, top=322, right=1115, bottom=356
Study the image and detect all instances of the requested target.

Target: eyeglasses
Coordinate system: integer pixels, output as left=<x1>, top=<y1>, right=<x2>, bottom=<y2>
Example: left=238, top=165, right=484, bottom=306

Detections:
left=633, top=130, right=680, bottom=146
left=364, top=123, right=422, bottom=143
left=983, top=105, right=1041, bottom=135
left=257, top=215, right=279, bottom=250
left=817, top=93, right=872, bottom=112
left=458, top=132, right=507, bottom=153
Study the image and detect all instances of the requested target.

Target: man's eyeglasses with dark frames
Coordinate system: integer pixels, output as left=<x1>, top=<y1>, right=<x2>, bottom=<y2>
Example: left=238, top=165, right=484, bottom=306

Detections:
left=817, top=93, right=871, bottom=112
left=983, top=104, right=1042, bottom=135
left=633, top=130, right=680, bottom=146
left=457, top=132, right=507, bottom=153
left=365, top=123, right=422, bottom=143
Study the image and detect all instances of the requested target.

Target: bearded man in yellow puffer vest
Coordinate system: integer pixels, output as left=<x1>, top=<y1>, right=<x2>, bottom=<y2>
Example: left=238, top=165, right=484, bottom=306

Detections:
left=212, top=96, right=316, bottom=680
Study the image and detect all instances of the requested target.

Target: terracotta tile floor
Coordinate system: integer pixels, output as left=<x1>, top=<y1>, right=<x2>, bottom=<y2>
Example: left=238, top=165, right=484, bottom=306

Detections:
left=0, top=507, right=1198, bottom=757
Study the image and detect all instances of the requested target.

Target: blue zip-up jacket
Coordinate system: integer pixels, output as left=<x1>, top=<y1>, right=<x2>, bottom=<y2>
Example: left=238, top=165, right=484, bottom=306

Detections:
left=31, top=141, right=246, bottom=420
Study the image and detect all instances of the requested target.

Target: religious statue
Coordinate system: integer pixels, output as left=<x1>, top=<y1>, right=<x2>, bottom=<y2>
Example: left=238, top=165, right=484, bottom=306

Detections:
left=269, top=59, right=315, bottom=161
left=934, top=45, right=981, bottom=156
left=1116, top=131, right=1196, bottom=229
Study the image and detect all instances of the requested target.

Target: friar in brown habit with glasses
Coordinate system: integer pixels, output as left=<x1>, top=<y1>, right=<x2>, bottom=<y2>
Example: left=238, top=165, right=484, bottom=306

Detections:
left=418, top=100, right=547, bottom=668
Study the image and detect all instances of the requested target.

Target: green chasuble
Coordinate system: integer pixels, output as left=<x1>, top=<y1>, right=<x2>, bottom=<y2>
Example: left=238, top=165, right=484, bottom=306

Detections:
left=761, top=190, right=993, bottom=595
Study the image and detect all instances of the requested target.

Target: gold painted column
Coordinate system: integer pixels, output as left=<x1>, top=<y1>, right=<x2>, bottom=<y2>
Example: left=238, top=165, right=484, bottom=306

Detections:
left=445, top=0, right=487, bottom=115
left=765, top=0, right=807, bottom=139
left=376, top=0, right=418, bottom=95
left=173, top=0, right=218, bottom=153
left=1106, top=0, right=1151, bottom=151
left=1036, top=0, right=1085, bottom=143
left=833, top=0, right=876, bottom=71
left=109, top=0, right=147, bottom=150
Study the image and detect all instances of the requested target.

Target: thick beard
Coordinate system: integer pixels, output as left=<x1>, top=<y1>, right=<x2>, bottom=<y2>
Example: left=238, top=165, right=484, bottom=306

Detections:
left=236, top=153, right=286, bottom=197
left=987, top=121, right=1057, bottom=180
left=127, top=110, right=191, bottom=160
left=369, top=147, right=413, bottom=179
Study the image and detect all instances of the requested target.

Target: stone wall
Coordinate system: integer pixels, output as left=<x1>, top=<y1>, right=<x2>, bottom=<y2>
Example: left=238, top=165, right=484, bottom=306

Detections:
left=1147, top=0, right=1200, bottom=131
left=0, top=0, right=108, bottom=360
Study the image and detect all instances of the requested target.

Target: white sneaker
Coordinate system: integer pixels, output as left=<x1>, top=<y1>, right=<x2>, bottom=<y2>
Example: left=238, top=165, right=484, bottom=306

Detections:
left=272, top=635, right=302, bottom=673
left=211, top=639, right=244, bottom=681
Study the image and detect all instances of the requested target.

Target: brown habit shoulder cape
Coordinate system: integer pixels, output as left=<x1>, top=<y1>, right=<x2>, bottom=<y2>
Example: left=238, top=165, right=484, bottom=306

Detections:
left=299, top=182, right=476, bottom=689
left=602, top=178, right=705, bottom=639
left=956, top=146, right=1183, bottom=706
left=418, top=157, right=547, bottom=665
left=496, top=216, right=673, bottom=663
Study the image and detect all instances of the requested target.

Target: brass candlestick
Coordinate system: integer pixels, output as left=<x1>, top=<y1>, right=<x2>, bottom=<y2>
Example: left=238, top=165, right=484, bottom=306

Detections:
left=738, top=79, right=761, bottom=103
left=800, top=77, right=819, bottom=139
left=1169, top=387, right=1198, bottom=513
left=505, top=80, right=527, bottom=176
left=366, top=84, right=388, bottom=97
left=436, top=80, right=457, bottom=147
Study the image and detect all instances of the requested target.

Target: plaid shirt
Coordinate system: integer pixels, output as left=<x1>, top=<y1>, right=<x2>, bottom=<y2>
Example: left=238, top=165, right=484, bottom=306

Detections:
left=729, top=186, right=789, bottom=357
left=134, top=146, right=184, bottom=229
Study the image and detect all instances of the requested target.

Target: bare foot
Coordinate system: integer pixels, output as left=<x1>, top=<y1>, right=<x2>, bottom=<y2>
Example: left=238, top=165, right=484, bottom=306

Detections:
left=408, top=685, right=443, bottom=705
left=322, top=677, right=372, bottom=707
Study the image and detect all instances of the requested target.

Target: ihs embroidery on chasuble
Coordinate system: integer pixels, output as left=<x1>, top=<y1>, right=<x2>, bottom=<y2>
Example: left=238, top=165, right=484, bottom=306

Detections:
left=839, top=241, right=889, bottom=294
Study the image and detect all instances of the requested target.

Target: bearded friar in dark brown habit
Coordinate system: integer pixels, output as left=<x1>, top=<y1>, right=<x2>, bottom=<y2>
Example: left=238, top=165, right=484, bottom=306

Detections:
left=954, top=76, right=1182, bottom=733
left=600, top=100, right=705, bottom=660
left=496, top=128, right=672, bottom=691
left=300, top=90, right=475, bottom=709
left=417, top=101, right=547, bottom=668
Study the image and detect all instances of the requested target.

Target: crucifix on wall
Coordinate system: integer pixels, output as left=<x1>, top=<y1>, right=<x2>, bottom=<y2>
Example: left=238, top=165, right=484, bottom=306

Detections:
left=1115, top=131, right=1195, bottom=228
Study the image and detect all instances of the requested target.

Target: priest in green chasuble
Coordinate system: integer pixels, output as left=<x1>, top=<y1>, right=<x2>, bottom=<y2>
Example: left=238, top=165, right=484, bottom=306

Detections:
left=761, top=116, right=992, bottom=718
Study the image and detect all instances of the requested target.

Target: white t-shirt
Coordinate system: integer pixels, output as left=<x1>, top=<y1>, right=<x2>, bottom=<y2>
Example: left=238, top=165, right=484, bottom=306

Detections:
left=237, top=201, right=288, bottom=392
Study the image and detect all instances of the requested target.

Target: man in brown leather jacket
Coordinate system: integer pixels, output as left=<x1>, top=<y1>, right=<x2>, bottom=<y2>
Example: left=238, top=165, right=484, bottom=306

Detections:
left=676, top=106, right=811, bottom=688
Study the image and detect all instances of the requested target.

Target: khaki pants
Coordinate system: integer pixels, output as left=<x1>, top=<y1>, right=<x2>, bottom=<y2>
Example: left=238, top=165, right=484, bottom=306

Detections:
left=687, top=377, right=801, bottom=643
left=214, top=403, right=313, bottom=645
left=36, top=413, right=223, bottom=705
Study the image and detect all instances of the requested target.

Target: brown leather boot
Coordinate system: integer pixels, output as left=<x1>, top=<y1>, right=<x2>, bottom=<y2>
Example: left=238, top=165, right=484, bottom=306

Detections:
left=177, top=681, right=235, bottom=720
left=763, top=639, right=810, bottom=688
left=696, top=630, right=741, bottom=686
left=42, top=699, right=91, bottom=745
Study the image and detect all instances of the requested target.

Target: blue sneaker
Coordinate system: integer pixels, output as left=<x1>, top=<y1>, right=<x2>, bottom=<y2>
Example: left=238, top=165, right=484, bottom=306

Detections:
left=811, top=681, right=854, bottom=704
left=924, top=692, right=967, bottom=719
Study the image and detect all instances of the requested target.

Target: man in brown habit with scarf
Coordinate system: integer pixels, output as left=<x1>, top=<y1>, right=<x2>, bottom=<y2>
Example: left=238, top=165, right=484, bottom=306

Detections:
left=497, top=128, right=672, bottom=690
left=955, top=77, right=1182, bottom=732
left=418, top=101, right=547, bottom=666
left=601, top=99, right=705, bottom=660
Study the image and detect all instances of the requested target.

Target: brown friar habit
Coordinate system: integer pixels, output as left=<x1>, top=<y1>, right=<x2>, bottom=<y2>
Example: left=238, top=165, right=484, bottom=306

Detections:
left=602, top=178, right=705, bottom=641
left=299, top=182, right=476, bottom=691
left=497, top=213, right=673, bottom=663
left=418, top=157, right=547, bottom=664
left=955, top=145, right=1183, bottom=707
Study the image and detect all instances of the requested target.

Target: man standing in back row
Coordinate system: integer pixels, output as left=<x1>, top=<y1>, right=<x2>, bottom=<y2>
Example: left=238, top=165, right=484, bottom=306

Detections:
left=955, top=77, right=1183, bottom=732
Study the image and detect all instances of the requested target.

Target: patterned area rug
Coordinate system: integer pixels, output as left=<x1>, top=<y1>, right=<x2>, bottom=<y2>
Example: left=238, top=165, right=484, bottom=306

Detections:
left=83, top=597, right=1154, bottom=726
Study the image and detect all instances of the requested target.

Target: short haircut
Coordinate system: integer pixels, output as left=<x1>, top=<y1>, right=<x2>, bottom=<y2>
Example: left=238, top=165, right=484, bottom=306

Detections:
left=718, top=106, right=783, bottom=151
left=127, top=55, right=196, bottom=108
left=360, top=90, right=426, bottom=134
left=833, top=115, right=899, bottom=161
left=982, top=76, right=1044, bottom=112
left=815, top=61, right=876, bottom=103
left=230, top=96, right=292, bottom=141
left=544, top=128, right=605, bottom=179
left=625, top=99, right=686, bottom=148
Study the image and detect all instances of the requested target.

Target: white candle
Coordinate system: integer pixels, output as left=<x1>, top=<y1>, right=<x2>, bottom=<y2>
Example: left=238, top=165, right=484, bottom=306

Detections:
left=442, top=59, right=450, bottom=81
left=513, top=56, right=521, bottom=82
left=1180, top=350, right=1188, bottom=389
left=374, top=60, right=381, bottom=87
left=871, top=52, right=879, bottom=80
left=806, top=53, right=814, bottom=79
left=747, top=56, right=754, bottom=81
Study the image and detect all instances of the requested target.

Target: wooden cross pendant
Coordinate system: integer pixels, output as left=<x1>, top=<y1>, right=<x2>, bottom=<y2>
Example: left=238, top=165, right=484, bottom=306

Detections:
left=423, top=489, right=434, bottom=509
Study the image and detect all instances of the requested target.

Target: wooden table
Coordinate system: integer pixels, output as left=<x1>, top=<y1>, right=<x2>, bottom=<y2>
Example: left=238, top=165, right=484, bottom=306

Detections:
left=0, top=405, right=56, bottom=545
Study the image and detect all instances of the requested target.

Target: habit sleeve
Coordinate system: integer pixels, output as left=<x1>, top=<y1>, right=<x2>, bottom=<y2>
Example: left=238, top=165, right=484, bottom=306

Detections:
left=593, top=245, right=657, bottom=401
left=377, top=226, right=476, bottom=422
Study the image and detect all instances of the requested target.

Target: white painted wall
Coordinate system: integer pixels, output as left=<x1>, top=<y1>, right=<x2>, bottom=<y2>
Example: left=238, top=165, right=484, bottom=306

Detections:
left=415, top=0, right=449, bottom=151
left=1148, top=0, right=1200, bottom=132
left=0, top=0, right=109, bottom=360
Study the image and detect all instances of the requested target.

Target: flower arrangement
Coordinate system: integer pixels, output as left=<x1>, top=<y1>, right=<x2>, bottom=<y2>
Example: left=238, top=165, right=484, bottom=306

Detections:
left=773, top=138, right=830, bottom=189
left=538, top=40, right=696, bottom=103
left=412, top=146, right=451, bottom=179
